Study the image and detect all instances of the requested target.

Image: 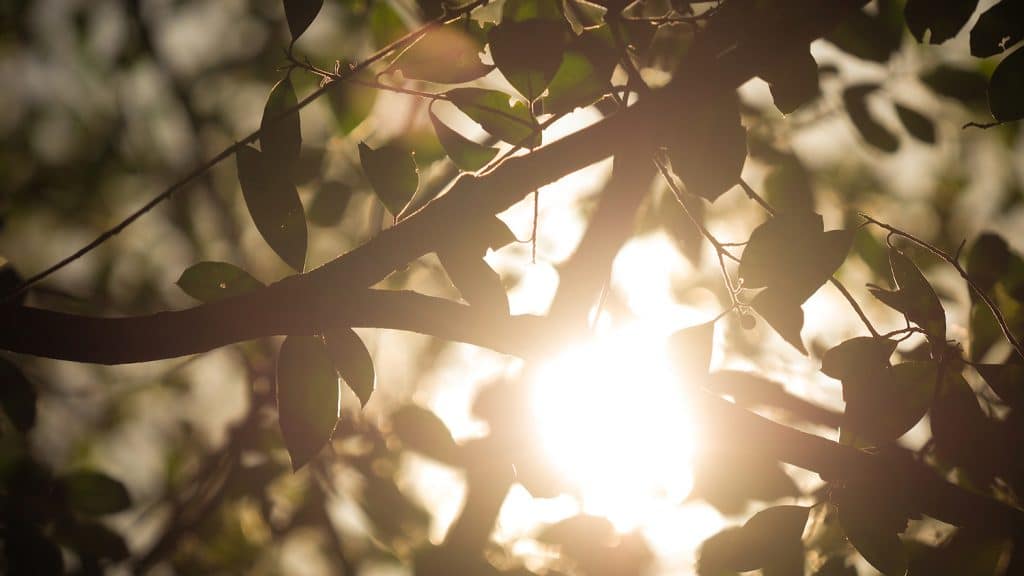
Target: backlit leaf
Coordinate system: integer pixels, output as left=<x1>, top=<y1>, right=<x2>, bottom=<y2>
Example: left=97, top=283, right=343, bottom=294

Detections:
left=59, top=471, right=131, bottom=516
left=429, top=109, right=498, bottom=172
left=324, top=328, right=375, bottom=408
left=869, top=247, right=946, bottom=349
left=905, top=0, right=978, bottom=45
left=390, top=404, right=462, bottom=465
left=358, top=142, right=419, bottom=217
left=824, top=0, right=903, bottom=62
left=437, top=249, right=509, bottom=315
left=751, top=289, right=807, bottom=354
left=391, top=22, right=492, bottom=84
left=541, top=27, right=618, bottom=115
left=489, top=19, right=567, bottom=102
left=989, top=45, right=1024, bottom=122
left=667, top=94, right=747, bottom=202
left=839, top=503, right=908, bottom=575
left=307, top=181, right=353, bottom=227
left=690, top=447, right=800, bottom=515
left=261, top=76, right=302, bottom=171
left=698, top=505, right=809, bottom=575
left=821, top=337, right=897, bottom=382
left=895, top=103, right=936, bottom=144
left=176, top=261, right=264, bottom=303
left=843, top=84, right=899, bottom=153
left=283, top=0, right=324, bottom=41
left=921, top=65, right=989, bottom=107
left=328, top=79, right=377, bottom=134
left=236, top=145, right=308, bottom=271
left=668, top=321, right=715, bottom=378
left=447, top=87, right=541, bottom=148
left=0, top=356, right=36, bottom=433
left=970, top=0, right=1024, bottom=57
left=975, top=362, right=1024, bottom=408
left=762, top=46, right=820, bottom=115
left=842, top=361, right=937, bottom=444
left=277, top=335, right=340, bottom=470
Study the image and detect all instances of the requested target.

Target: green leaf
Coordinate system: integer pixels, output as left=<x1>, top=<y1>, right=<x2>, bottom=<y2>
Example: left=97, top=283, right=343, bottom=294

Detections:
left=921, top=65, right=989, bottom=107
left=489, top=19, right=567, bottom=102
left=989, top=45, right=1024, bottom=122
left=390, top=404, right=462, bottom=465
left=371, top=1, right=408, bottom=48
left=843, top=84, right=899, bottom=153
left=261, top=76, right=302, bottom=171
left=307, top=181, right=353, bottom=227
left=762, top=46, right=820, bottom=115
left=541, top=28, right=617, bottom=115
left=283, top=0, right=324, bottom=41
left=750, top=289, right=807, bottom=354
left=176, top=261, right=264, bottom=303
left=667, top=93, right=747, bottom=202
left=323, top=328, right=375, bottom=408
left=0, top=357, right=36, bottom=433
left=698, top=505, right=809, bottom=575
left=59, top=471, right=131, bottom=516
left=236, top=145, right=308, bottom=272
left=667, top=321, right=715, bottom=378
left=276, top=335, right=340, bottom=470
left=970, top=0, right=1024, bottom=57
left=975, top=362, right=1024, bottom=407
left=868, top=247, right=946, bottom=349
left=447, top=87, right=541, bottom=148
left=895, top=103, right=936, bottom=144
left=358, top=142, right=419, bottom=217
left=391, top=21, right=492, bottom=84
left=429, top=109, right=498, bottom=172
left=327, top=79, right=377, bottom=134
left=904, top=0, right=978, bottom=44
left=437, top=249, right=509, bottom=315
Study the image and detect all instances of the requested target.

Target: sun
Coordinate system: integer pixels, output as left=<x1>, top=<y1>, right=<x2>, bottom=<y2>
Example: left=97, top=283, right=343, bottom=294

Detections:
left=529, top=322, right=699, bottom=532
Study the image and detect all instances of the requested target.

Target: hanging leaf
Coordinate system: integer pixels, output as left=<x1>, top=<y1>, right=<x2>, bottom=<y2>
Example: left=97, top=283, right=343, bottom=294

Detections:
left=390, top=404, right=463, bottom=466
left=328, top=79, right=377, bottom=134
left=307, top=181, right=353, bottom=227
left=437, top=249, right=509, bottom=315
left=843, top=84, right=899, bottom=153
left=667, top=93, right=747, bottom=202
left=837, top=491, right=909, bottom=576
left=390, top=22, right=493, bottom=84
left=989, top=46, right=1024, bottom=122
left=895, top=103, right=936, bottom=144
left=904, top=0, right=978, bottom=44
left=261, top=76, right=302, bottom=172
left=762, top=46, right=821, bottom=115
left=358, top=142, right=419, bottom=217
left=821, top=337, right=897, bottom=382
left=59, top=518, right=130, bottom=561
left=429, top=109, right=498, bottom=172
left=236, top=145, right=308, bottom=272
left=541, top=26, right=618, bottom=115
left=59, top=471, right=131, bottom=516
left=323, top=327, right=375, bottom=408
left=841, top=360, right=938, bottom=445
left=283, top=0, right=324, bottom=42
left=176, top=261, right=264, bottom=303
left=750, top=289, right=807, bottom=354
left=975, top=362, right=1024, bottom=408
left=970, top=0, right=1024, bottom=57
left=667, top=321, right=715, bottom=379
left=868, top=247, right=946, bottom=349
left=0, top=357, right=36, bottom=433
left=697, top=505, right=809, bottom=576
left=447, top=88, right=541, bottom=148
left=276, top=335, right=340, bottom=470
left=489, top=19, right=567, bottom=102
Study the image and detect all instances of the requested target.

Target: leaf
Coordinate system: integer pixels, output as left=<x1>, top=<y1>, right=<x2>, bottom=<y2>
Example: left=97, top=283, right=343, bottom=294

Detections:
left=976, top=362, right=1024, bottom=407
left=690, top=448, right=800, bottom=515
left=930, top=371, right=994, bottom=479
left=904, top=0, right=978, bottom=44
left=751, top=289, right=807, bottom=354
left=391, top=22, right=492, bottom=84
left=868, top=247, right=946, bottom=349
left=843, top=361, right=938, bottom=444
left=59, top=471, right=131, bottom=516
left=307, top=181, right=353, bottom=227
left=327, top=79, right=376, bottom=134
left=437, top=249, right=510, bottom=315
left=176, top=261, right=264, bottom=303
left=762, top=46, right=821, bottom=115
left=236, top=145, right=308, bottom=271
left=824, top=0, right=903, bottom=62
left=0, top=357, right=36, bottom=433
left=989, top=45, right=1024, bottom=122
left=895, top=103, right=936, bottom=144
left=276, top=335, right=340, bottom=470
left=261, top=76, right=302, bottom=171
left=763, top=157, right=814, bottom=214
left=447, top=88, right=541, bottom=148
left=429, top=109, right=498, bottom=172
left=537, top=514, right=616, bottom=558
left=358, top=142, right=419, bottom=217
left=839, top=504, right=908, bottom=575
left=390, top=404, right=462, bottom=465
left=0, top=263, right=25, bottom=306
left=58, top=519, right=130, bottom=560
left=843, top=84, right=899, bottom=153
left=323, top=328, right=375, bottom=408
left=821, top=337, right=897, bottom=382
left=667, top=93, right=747, bottom=202
left=697, top=506, right=809, bottom=575
left=970, top=0, right=1024, bottom=57
left=488, top=19, right=566, bottom=102
left=921, top=65, right=989, bottom=107
left=283, top=0, right=324, bottom=41
left=667, top=321, right=715, bottom=378
left=541, top=27, right=618, bottom=115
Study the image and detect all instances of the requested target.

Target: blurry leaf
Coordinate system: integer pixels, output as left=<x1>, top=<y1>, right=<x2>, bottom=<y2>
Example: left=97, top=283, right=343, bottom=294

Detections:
left=763, top=157, right=814, bottom=214
left=358, top=142, right=419, bottom=217
left=868, top=247, right=946, bottom=349
left=327, top=79, right=376, bottom=134
left=668, top=321, right=715, bottom=377
left=261, top=76, right=302, bottom=171
left=970, top=0, right=1024, bottom=57
left=815, top=557, right=858, bottom=576
left=762, top=46, right=820, bottom=115
left=503, top=0, right=563, bottom=22
left=908, top=528, right=1009, bottom=576
left=921, top=65, right=989, bottom=107
left=176, top=262, right=264, bottom=303
left=276, top=335, right=340, bottom=470
left=843, top=84, right=899, bottom=153
left=691, top=448, right=800, bottom=514
left=667, top=94, right=747, bottom=202
left=447, top=88, right=541, bottom=147
left=323, top=328, right=375, bottom=408
left=361, top=472, right=431, bottom=544
left=824, top=0, right=903, bottom=62
left=59, top=471, right=131, bottom=516
left=989, top=45, right=1024, bottom=122
left=437, top=250, right=509, bottom=315
left=821, top=337, right=897, bottom=382
left=904, top=0, right=978, bottom=44
left=562, top=0, right=607, bottom=33
left=283, top=0, right=324, bottom=41
left=967, top=233, right=1010, bottom=293
left=750, top=289, right=807, bottom=354
left=391, top=22, right=492, bottom=84
left=371, top=1, right=408, bottom=48
left=0, top=356, right=36, bottom=433
left=537, top=514, right=615, bottom=557
left=835, top=483, right=911, bottom=576
left=391, top=404, right=462, bottom=465
left=489, top=19, right=567, bottom=101
left=895, top=104, right=936, bottom=144
left=541, top=27, right=618, bottom=114
left=429, top=109, right=498, bottom=172
left=0, top=264, right=25, bottom=306
left=236, top=145, right=308, bottom=272
left=307, top=181, right=353, bottom=227
left=698, top=505, right=809, bottom=576
left=7, top=527, right=63, bottom=575
left=930, top=371, right=995, bottom=480
left=58, top=519, right=129, bottom=560
left=975, top=362, right=1024, bottom=407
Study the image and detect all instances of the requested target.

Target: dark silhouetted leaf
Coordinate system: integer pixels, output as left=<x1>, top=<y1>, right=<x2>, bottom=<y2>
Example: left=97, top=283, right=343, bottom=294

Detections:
left=895, top=103, right=936, bottom=144
left=822, top=337, right=897, bottom=382
left=308, top=181, right=353, bottom=227
left=489, top=19, right=566, bottom=102
left=970, top=0, right=1024, bottom=57
left=390, top=404, right=462, bottom=465
left=59, top=519, right=130, bottom=560
left=931, top=371, right=994, bottom=480
left=843, top=361, right=937, bottom=444
left=691, top=448, right=800, bottom=514
left=763, top=157, right=814, bottom=214
left=537, top=514, right=615, bottom=558
left=236, top=145, right=308, bottom=271
left=908, top=528, right=1009, bottom=576
left=843, top=84, right=899, bottom=153
left=429, top=109, right=498, bottom=172
left=358, top=142, right=419, bottom=217
left=0, top=356, right=36, bottom=433
left=762, top=46, right=820, bottom=115
left=391, top=22, right=492, bottom=84
left=323, top=328, right=375, bottom=408
left=0, top=263, right=25, bottom=306
left=869, top=247, right=946, bottom=348
left=989, top=45, right=1024, bottom=122
left=667, top=94, right=747, bottom=202
left=59, top=471, right=131, bottom=516
left=967, top=233, right=1010, bottom=293
left=698, top=505, right=809, bottom=575
left=921, top=65, right=989, bottom=107
left=176, top=261, right=264, bottom=303
left=751, top=289, right=807, bottom=354
left=668, top=321, right=715, bottom=378
left=824, top=0, right=903, bottom=62
left=835, top=484, right=910, bottom=576
left=261, top=76, right=302, bottom=171
left=904, top=0, right=978, bottom=44
left=283, top=0, right=324, bottom=41
left=816, top=557, right=858, bottom=576
left=8, top=527, right=63, bottom=575
left=437, top=250, right=509, bottom=315
left=976, top=362, right=1024, bottom=407
left=276, top=335, right=340, bottom=470
left=447, top=88, right=541, bottom=148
